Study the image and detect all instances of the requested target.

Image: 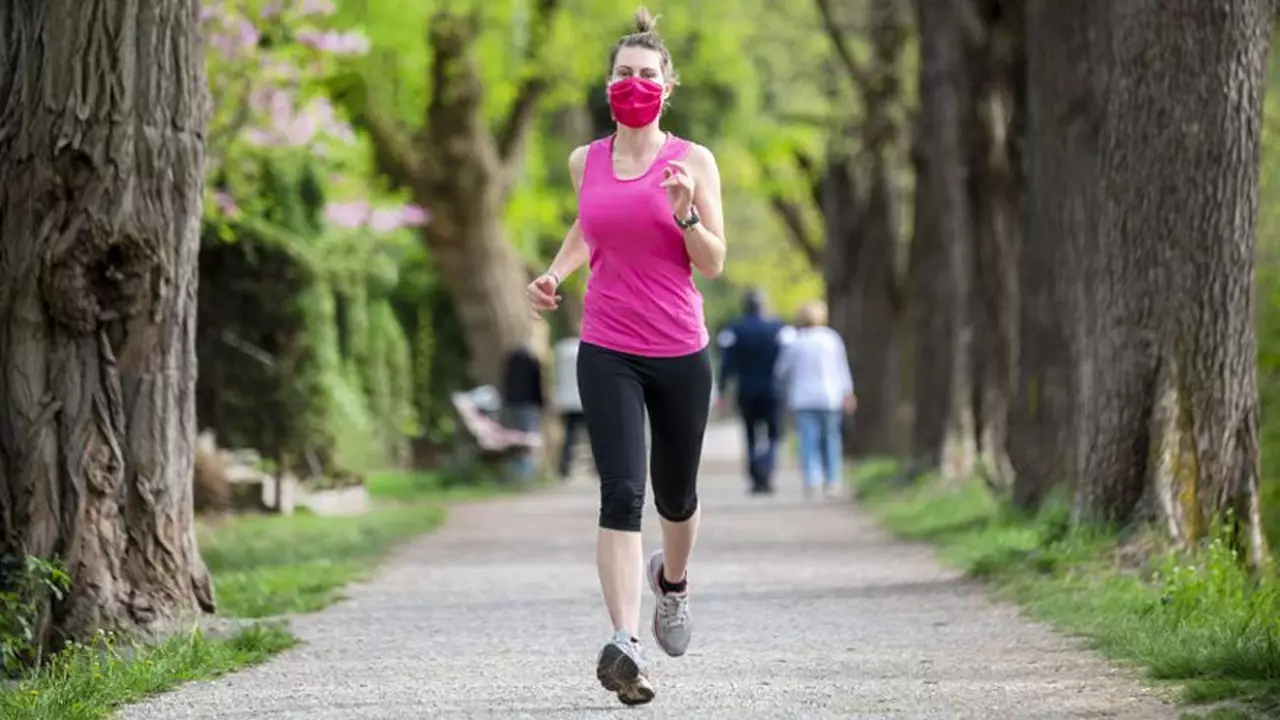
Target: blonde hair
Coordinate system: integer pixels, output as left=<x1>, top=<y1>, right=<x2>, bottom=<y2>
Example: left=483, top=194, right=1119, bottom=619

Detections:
left=795, top=300, right=828, bottom=328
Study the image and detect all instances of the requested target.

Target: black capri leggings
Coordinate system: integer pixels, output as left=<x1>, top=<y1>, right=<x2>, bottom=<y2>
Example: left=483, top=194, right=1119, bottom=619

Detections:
left=578, top=341, right=713, bottom=532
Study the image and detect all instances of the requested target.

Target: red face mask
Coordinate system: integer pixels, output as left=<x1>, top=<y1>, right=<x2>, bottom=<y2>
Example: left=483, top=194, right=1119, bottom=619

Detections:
left=608, top=77, right=664, bottom=128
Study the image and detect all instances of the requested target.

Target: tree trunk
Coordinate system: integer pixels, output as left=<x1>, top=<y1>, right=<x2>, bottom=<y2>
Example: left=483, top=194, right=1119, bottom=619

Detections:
left=1010, top=0, right=1099, bottom=511
left=964, top=0, right=1023, bottom=488
left=1077, top=0, right=1271, bottom=566
left=906, top=109, right=951, bottom=472
left=913, top=0, right=976, bottom=479
left=827, top=159, right=901, bottom=458
left=0, top=0, right=215, bottom=646
left=813, top=0, right=908, bottom=458
left=348, top=7, right=560, bottom=389
left=417, top=178, right=531, bottom=391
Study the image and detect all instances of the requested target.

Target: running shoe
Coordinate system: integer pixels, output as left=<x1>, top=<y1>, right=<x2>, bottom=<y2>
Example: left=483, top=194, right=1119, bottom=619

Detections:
left=646, top=549, right=692, bottom=657
left=596, top=630, right=654, bottom=705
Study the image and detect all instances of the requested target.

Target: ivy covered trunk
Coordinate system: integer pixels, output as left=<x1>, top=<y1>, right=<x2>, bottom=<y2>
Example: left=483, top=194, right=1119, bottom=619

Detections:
left=1076, top=0, right=1271, bottom=567
left=0, top=0, right=214, bottom=644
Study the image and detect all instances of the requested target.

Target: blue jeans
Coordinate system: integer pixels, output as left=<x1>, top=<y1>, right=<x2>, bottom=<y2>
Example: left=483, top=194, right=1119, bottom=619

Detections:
left=794, top=410, right=843, bottom=489
left=503, top=403, right=542, bottom=480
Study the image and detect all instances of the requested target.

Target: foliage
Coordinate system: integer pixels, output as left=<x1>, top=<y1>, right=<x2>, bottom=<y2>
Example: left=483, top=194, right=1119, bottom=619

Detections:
left=854, top=466, right=1280, bottom=716
left=198, top=0, right=436, bottom=475
left=194, top=0, right=842, bottom=471
left=0, top=556, right=71, bottom=677
left=333, top=0, right=829, bottom=319
left=0, top=624, right=296, bottom=720
left=1253, top=32, right=1280, bottom=555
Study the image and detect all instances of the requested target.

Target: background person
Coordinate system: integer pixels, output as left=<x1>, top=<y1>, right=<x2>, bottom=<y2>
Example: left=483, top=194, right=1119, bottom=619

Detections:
left=715, top=288, right=793, bottom=494
left=775, top=300, right=855, bottom=499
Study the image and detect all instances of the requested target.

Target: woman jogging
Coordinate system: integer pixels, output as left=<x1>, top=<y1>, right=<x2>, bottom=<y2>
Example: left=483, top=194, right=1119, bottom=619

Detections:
left=525, top=6, right=726, bottom=706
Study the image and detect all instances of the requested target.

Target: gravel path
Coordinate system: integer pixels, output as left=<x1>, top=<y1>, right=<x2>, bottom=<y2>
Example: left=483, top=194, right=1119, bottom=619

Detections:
left=122, top=422, right=1174, bottom=719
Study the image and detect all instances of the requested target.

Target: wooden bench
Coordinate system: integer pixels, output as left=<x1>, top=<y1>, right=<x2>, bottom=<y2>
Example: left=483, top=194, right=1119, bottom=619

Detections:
left=450, top=391, right=542, bottom=466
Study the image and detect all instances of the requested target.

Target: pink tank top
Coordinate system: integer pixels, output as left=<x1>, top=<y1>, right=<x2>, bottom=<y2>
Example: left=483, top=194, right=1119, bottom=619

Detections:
left=576, top=133, right=710, bottom=357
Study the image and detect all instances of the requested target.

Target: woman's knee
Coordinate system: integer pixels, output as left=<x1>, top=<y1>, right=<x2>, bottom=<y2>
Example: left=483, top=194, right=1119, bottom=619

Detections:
left=599, top=477, right=646, bottom=532
left=654, top=485, right=698, bottom=524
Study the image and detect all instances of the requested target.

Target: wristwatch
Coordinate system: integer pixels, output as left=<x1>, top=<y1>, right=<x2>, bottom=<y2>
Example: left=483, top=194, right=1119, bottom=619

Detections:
left=674, top=206, right=701, bottom=230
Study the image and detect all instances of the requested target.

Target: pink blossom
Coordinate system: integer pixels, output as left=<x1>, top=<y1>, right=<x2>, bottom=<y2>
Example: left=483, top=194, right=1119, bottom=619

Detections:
left=369, top=208, right=405, bottom=233
left=324, top=201, right=430, bottom=232
left=243, top=94, right=356, bottom=149
left=260, top=1, right=282, bottom=18
left=297, top=29, right=370, bottom=55
left=400, top=204, right=430, bottom=227
left=243, top=128, right=274, bottom=146
left=299, top=0, right=336, bottom=16
left=325, top=200, right=372, bottom=228
left=206, top=15, right=259, bottom=58
left=213, top=190, right=238, bottom=214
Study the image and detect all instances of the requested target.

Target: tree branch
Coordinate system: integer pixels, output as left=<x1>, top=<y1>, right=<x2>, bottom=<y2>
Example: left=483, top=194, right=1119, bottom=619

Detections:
left=793, top=150, right=827, bottom=217
left=495, top=0, right=563, bottom=169
left=813, top=0, right=872, bottom=89
left=769, top=196, right=821, bottom=269
left=426, top=11, right=498, bottom=183
left=365, top=110, right=421, bottom=189
left=329, top=73, right=421, bottom=189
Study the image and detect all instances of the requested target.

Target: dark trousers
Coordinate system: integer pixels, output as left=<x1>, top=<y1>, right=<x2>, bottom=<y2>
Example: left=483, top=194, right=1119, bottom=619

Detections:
left=738, top=394, right=781, bottom=493
left=558, top=411, right=585, bottom=478
left=578, top=342, right=712, bottom=532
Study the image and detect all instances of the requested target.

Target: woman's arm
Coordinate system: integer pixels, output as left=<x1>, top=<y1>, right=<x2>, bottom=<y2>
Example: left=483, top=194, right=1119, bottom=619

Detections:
left=675, top=145, right=727, bottom=279
left=542, top=145, right=591, bottom=283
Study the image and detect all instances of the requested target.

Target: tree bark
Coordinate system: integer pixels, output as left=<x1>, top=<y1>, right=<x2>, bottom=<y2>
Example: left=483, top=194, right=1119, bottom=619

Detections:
left=1077, top=0, right=1271, bottom=567
left=905, top=105, right=952, bottom=471
left=912, top=0, right=976, bottom=478
left=0, top=0, right=215, bottom=645
left=964, top=0, right=1023, bottom=488
left=815, top=0, right=907, bottom=458
left=1010, top=0, right=1100, bottom=511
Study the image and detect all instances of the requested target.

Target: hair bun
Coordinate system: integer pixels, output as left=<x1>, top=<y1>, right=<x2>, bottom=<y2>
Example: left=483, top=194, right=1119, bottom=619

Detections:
left=633, top=6, right=658, bottom=33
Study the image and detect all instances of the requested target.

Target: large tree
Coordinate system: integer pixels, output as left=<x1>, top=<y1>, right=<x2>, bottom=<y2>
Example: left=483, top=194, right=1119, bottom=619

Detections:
left=1010, top=0, right=1100, bottom=510
left=1075, top=0, right=1271, bottom=566
left=964, top=0, right=1023, bottom=487
left=911, top=0, right=976, bottom=477
left=814, top=0, right=909, bottom=458
left=337, top=3, right=560, bottom=388
left=0, top=0, right=214, bottom=645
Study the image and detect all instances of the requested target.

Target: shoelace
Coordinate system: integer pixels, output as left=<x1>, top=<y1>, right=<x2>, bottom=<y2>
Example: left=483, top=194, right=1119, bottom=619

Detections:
left=657, top=593, right=689, bottom=629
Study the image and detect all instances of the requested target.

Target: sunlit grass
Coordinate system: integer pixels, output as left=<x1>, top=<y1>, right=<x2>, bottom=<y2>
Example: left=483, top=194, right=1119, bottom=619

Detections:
left=853, top=465, right=1280, bottom=717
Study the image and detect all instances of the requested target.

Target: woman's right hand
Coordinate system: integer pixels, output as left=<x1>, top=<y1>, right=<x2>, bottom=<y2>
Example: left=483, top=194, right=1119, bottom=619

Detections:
left=526, top=273, right=560, bottom=315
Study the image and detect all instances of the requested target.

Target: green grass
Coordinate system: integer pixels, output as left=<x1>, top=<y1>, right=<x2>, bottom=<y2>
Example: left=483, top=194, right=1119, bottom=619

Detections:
left=0, top=624, right=296, bottom=720
left=852, top=463, right=1280, bottom=718
left=200, top=502, right=448, bottom=617
left=0, top=468, right=514, bottom=719
left=202, top=468, right=511, bottom=618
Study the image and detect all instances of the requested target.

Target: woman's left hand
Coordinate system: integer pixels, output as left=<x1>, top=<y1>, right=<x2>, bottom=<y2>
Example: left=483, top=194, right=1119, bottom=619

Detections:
left=660, top=160, right=696, bottom=219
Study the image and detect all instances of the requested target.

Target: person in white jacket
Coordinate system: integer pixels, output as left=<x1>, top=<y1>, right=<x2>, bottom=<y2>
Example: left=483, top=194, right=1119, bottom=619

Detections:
left=774, top=301, right=856, bottom=498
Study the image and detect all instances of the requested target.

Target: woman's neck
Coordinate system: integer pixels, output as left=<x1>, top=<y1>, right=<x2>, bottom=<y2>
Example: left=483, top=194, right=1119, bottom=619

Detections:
left=613, top=124, right=666, bottom=159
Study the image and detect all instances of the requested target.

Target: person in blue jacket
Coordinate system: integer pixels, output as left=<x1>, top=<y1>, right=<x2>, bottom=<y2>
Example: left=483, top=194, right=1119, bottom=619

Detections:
left=716, top=288, right=795, bottom=494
